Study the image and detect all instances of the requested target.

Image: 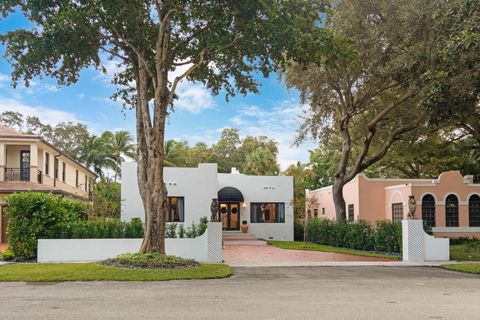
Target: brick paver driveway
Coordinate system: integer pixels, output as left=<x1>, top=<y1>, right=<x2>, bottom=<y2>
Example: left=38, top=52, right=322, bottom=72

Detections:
left=223, top=244, right=394, bottom=266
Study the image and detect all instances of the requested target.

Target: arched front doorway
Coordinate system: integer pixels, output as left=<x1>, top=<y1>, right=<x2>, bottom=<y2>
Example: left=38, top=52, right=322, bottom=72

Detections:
left=218, top=187, right=244, bottom=231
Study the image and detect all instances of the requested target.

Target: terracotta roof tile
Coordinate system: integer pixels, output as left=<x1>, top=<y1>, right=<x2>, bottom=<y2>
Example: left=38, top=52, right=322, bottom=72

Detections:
left=0, top=125, right=37, bottom=138
left=0, top=181, right=63, bottom=193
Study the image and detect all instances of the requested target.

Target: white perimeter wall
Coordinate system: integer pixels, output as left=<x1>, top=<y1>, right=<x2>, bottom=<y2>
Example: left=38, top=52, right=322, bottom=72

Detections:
left=121, top=162, right=218, bottom=225
left=38, top=222, right=223, bottom=263
left=219, top=173, right=294, bottom=241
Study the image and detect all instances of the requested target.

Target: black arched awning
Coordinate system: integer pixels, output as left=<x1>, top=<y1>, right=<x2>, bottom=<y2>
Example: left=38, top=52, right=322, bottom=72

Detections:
left=218, top=187, right=244, bottom=202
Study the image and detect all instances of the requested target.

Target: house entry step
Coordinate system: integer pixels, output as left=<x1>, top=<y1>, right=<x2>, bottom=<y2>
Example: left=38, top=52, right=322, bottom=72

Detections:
left=222, top=232, right=267, bottom=246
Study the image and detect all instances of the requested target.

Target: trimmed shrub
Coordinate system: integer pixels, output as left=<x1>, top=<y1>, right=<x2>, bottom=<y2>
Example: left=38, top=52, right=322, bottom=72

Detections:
left=1, top=249, right=15, bottom=261
left=102, top=252, right=199, bottom=269
left=166, top=223, right=178, bottom=238
left=294, top=219, right=305, bottom=241
left=51, top=218, right=144, bottom=239
left=198, top=216, right=208, bottom=236
left=6, top=192, right=88, bottom=259
left=306, top=218, right=401, bottom=254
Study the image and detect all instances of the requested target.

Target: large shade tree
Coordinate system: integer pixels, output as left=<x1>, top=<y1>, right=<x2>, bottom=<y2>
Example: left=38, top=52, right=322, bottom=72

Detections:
left=286, top=0, right=480, bottom=220
left=1, top=0, right=323, bottom=252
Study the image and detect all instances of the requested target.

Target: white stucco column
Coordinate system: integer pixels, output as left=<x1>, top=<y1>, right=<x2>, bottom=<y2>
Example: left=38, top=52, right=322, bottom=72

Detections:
left=402, top=220, right=425, bottom=262
left=0, top=143, right=5, bottom=181
left=30, top=142, right=39, bottom=182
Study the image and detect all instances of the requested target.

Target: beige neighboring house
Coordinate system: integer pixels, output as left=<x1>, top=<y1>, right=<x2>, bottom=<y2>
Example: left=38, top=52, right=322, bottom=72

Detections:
left=0, top=125, right=96, bottom=244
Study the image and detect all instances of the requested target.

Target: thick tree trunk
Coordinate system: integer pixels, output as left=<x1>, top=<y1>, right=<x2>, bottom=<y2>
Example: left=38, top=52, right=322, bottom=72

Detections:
left=133, top=58, right=170, bottom=254
left=332, top=176, right=347, bottom=221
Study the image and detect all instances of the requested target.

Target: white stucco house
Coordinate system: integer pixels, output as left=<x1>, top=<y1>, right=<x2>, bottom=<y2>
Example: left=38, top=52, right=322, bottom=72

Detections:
left=121, top=162, right=294, bottom=241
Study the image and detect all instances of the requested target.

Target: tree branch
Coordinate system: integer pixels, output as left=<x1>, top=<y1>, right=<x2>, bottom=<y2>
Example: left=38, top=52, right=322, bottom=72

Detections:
left=366, top=90, right=418, bottom=129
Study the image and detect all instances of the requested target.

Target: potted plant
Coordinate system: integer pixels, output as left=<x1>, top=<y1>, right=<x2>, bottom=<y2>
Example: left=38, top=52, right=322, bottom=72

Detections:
left=241, top=220, right=249, bottom=233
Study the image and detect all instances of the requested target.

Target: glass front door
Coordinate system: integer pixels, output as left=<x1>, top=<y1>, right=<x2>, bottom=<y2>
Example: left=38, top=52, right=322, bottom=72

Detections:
left=220, top=202, right=240, bottom=231
left=20, top=150, right=31, bottom=181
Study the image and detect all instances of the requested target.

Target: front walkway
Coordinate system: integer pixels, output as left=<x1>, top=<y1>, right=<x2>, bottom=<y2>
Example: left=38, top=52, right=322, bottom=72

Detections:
left=223, top=244, right=396, bottom=267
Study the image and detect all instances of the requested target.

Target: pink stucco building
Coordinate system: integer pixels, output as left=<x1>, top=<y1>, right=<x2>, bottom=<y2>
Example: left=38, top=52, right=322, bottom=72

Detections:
left=305, top=171, right=480, bottom=238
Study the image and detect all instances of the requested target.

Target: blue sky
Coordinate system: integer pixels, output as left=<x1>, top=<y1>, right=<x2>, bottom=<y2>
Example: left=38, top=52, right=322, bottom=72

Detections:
left=0, top=11, right=314, bottom=169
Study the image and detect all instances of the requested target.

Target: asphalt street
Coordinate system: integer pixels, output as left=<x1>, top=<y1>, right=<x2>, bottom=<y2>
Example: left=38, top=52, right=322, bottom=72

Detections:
left=0, top=266, right=478, bottom=320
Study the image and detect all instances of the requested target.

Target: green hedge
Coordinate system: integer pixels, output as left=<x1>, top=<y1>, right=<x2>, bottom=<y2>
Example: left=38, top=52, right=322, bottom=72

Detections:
left=306, top=218, right=401, bottom=254
left=50, top=218, right=144, bottom=239
left=6, top=192, right=89, bottom=259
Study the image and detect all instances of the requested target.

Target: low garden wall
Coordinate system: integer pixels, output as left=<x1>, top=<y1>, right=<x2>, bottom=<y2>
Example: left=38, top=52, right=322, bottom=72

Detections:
left=402, top=220, right=449, bottom=262
left=38, top=222, right=222, bottom=263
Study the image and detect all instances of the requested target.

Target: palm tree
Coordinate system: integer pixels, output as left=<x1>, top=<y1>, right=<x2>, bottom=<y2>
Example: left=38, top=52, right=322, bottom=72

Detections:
left=101, top=131, right=136, bottom=181
left=244, top=149, right=279, bottom=175
left=163, top=140, right=189, bottom=167
left=80, top=135, right=112, bottom=178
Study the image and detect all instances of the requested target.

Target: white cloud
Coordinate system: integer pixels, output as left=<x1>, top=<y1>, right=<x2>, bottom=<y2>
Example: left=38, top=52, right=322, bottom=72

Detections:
left=227, top=99, right=313, bottom=170
left=44, top=84, right=60, bottom=92
left=0, top=97, right=81, bottom=126
left=96, top=59, right=215, bottom=114
left=173, top=83, right=215, bottom=114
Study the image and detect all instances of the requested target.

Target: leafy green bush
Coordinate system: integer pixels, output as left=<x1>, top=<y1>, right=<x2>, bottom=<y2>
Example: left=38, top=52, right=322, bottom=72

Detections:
left=294, top=219, right=305, bottom=241
left=306, top=218, right=401, bottom=254
left=178, top=224, right=185, bottom=238
left=166, top=223, right=177, bottom=238
left=185, top=221, right=198, bottom=238
left=1, top=249, right=15, bottom=261
left=102, top=252, right=199, bottom=269
left=6, top=192, right=88, bottom=259
left=373, top=220, right=402, bottom=253
left=51, top=218, right=144, bottom=239
left=198, top=216, right=208, bottom=236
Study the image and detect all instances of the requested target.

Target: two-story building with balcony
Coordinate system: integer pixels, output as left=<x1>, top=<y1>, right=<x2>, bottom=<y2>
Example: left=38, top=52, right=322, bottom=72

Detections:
left=0, top=125, right=97, bottom=244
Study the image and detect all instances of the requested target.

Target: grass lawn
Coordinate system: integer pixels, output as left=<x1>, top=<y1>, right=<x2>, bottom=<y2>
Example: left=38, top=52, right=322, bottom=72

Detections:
left=268, top=241, right=400, bottom=260
left=440, top=264, right=480, bottom=275
left=450, top=242, right=480, bottom=261
left=0, top=263, right=232, bottom=282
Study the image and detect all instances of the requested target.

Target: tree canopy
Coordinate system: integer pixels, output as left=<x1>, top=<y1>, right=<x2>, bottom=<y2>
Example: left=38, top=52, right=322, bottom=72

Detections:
left=285, top=0, right=480, bottom=220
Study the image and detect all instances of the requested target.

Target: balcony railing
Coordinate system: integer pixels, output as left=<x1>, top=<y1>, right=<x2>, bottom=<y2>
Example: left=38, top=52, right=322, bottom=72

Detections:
left=4, top=168, right=43, bottom=184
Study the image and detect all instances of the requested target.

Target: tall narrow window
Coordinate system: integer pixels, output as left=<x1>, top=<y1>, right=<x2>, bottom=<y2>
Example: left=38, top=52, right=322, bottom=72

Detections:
left=45, top=152, right=50, bottom=175
left=75, top=170, right=79, bottom=188
left=167, top=197, right=185, bottom=222
left=322, top=208, right=325, bottom=215
left=54, top=158, right=59, bottom=179
left=469, top=195, right=480, bottom=227
left=391, top=203, right=403, bottom=222
left=313, top=208, right=318, bottom=218
left=62, top=162, right=66, bottom=182
left=84, top=175, right=88, bottom=191
left=422, top=195, right=436, bottom=227
left=348, top=204, right=354, bottom=221
left=445, top=194, right=459, bottom=227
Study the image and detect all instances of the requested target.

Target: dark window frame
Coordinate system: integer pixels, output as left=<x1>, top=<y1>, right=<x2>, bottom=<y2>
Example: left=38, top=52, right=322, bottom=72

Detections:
left=348, top=204, right=354, bottom=221
left=445, top=194, right=459, bottom=227
left=54, top=158, right=59, bottom=179
left=391, top=203, right=403, bottom=222
left=62, top=162, right=66, bottom=182
left=250, top=202, right=285, bottom=223
left=75, top=170, right=79, bottom=188
left=322, top=208, right=325, bottom=215
left=84, top=175, right=88, bottom=191
left=45, top=152, right=50, bottom=175
left=421, top=194, right=436, bottom=227
left=167, top=196, right=185, bottom=222
left=469, top=195, right=480, bottom=227
left=313, top=208, right=318, bottom=218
